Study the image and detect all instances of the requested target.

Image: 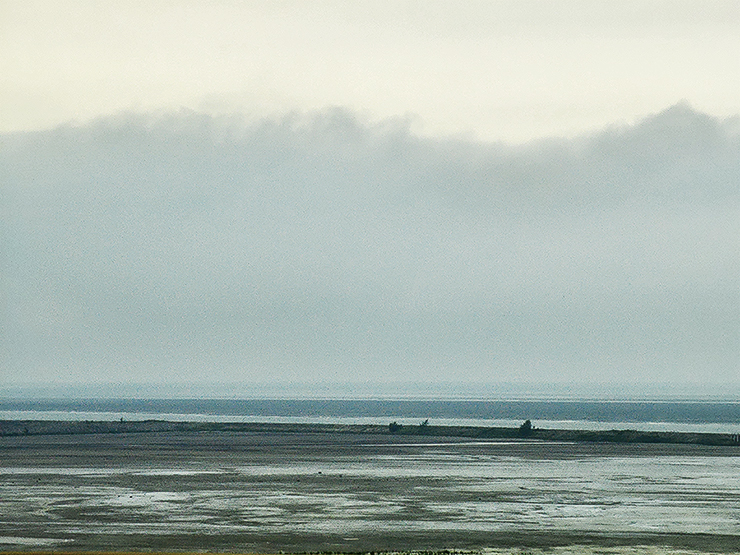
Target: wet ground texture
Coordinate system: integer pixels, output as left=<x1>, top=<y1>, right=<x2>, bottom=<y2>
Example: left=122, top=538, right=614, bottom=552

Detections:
left=1, top=430, right=739, bottom=552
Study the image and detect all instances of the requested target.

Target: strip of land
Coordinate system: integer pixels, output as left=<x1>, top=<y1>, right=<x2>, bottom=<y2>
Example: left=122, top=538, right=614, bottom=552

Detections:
left=1, top=419, right=739, bottom=446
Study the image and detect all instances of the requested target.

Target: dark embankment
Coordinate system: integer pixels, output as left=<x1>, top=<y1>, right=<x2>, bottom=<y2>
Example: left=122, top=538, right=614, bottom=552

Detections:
left=1, top=419, right=739, bottom=446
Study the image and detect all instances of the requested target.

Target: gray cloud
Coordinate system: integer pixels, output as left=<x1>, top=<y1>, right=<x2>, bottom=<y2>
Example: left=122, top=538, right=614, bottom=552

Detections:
left=1, top=104, right=738, bottom=387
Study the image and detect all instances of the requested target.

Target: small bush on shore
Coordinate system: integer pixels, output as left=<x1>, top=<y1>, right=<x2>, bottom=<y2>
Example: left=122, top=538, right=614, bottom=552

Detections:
left=519, top=419, right=533, bottom=437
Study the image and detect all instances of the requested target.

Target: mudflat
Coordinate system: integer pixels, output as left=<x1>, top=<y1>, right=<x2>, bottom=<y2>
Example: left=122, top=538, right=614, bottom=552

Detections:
left=0, top=429, right=738, bottom=552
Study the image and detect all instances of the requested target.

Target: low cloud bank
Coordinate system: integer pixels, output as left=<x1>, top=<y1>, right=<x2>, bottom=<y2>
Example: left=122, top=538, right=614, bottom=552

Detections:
left=2, top=104, right=738, bottom=387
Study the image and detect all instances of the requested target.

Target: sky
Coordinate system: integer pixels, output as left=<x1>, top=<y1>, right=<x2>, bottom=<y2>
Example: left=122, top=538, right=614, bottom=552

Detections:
left=1, top=1, right=739, bottom=395
left=2, top=1, right=740, bottom=141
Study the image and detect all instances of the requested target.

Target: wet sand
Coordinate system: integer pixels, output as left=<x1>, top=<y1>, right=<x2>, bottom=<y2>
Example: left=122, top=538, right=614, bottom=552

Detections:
left=1, top=429, right=738, bottom=552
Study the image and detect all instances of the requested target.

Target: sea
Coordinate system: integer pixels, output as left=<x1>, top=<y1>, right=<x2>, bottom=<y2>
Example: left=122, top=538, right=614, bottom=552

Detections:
left=1, top=396, right=739, bottom=434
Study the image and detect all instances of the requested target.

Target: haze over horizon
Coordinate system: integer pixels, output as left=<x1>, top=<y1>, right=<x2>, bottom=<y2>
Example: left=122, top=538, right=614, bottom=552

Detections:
left=3, top=104, right=738, bottom=394
left=1, top=2, right=739, bottom=398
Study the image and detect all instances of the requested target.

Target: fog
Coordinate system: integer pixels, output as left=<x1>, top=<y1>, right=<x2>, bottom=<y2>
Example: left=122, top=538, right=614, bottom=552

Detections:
left=1, top=104, right=738, bottom=390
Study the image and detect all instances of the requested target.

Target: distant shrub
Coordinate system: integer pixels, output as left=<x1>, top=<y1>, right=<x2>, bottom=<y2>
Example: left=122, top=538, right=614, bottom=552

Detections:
left=389, top=421, right=402, bottom=433
left=518, top=419, right=533, bottom=437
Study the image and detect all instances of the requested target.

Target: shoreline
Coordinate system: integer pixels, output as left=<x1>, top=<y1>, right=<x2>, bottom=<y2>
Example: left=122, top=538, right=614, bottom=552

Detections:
left=1, top=419, right=739, bottom=447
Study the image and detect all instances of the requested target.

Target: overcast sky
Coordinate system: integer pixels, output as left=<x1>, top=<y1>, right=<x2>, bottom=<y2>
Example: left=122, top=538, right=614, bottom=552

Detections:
left=2, top=1, right=740, bottom=142
left=1, top=2, right=739, bottom=393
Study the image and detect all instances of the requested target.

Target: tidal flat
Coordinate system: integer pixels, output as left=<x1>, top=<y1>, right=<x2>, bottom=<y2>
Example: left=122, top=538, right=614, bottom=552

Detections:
left=0, top=429, right=738, bottom=553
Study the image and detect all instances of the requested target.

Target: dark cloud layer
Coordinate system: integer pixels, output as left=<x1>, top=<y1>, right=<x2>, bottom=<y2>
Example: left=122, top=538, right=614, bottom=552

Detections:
left=2, top=104, right=738, bottom=387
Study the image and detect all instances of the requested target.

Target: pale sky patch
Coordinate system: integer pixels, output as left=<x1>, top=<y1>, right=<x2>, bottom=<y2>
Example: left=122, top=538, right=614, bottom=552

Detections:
left=1, top=1, right=739, bottom=142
